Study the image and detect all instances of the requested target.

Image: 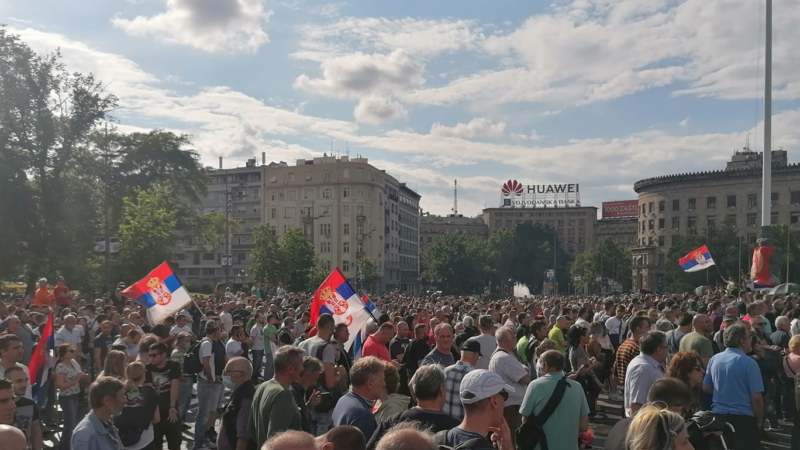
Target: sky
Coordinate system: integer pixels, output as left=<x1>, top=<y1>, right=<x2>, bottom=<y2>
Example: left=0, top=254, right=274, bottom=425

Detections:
left=2, top=0, right=800, bottom=217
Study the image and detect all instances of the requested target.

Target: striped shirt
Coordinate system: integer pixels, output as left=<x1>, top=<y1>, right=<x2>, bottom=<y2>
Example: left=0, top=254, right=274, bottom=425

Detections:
left=614, top=338, right=640, bottom=386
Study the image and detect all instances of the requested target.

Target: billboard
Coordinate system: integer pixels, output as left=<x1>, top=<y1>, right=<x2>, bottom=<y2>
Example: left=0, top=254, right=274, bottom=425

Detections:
left=602, top=200, right=639, bottom=218
left=500, top=180, right=580, bottom=208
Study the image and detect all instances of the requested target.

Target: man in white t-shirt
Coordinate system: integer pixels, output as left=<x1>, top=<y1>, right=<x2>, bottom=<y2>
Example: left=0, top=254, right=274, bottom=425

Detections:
left=466, top=315, right=497, bottom=370
left=605, top=305, right=626, bottom=348
left=226, top=325, right=246, bottom=359
left=219, top=304, right=234, bottom=335
left=488, top=325, right=529, bottom=432
left=195, top=322, right=226, bottom=450
left=54, top=315, right=84, bottom=348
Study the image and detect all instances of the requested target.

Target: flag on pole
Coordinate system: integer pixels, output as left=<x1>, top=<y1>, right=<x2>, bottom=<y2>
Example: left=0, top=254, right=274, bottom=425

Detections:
left=309, top=268, right=377, bottom=358
left=678, top=245, right=716, bottom=272
left=121, top=261, right=193, bottom=324
left=29, top=312, right=54, bottom=402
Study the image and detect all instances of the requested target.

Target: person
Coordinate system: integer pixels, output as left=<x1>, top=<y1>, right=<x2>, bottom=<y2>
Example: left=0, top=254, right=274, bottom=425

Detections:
left=519, top=350, right=589, bottom=450
left=402, top=324, right=430, bottom=377
left=0, top=424, right=27, bottom=450
left=170, top=313, right=194, bottom=337
left=565, top=324, right=601, bottom=417
left=100, top=350, right=128, bottom=379
left=434, top=369, right=514, bottom=450
left=261, top=430, right=317, bottom=450
left=679, top=314, right=715, bottom=366
left=250, top=313, right=267, bottom=381
left=367, top=364, right=458, bottom=449
left=0, top=380, right=15, bottom=425
left=489, top=325, right=529, bottom=432
left=605, top=377, right=693, bottom=450
left=466, top=316, right=497, bottom=370
left=443, top=339, right=480, bottom=421
left=71, top=376, right=127, bottom=450
left=115, top=362, right=158, bottom=450
left=420, top=323, right=458, bottom=367
left=703, top=322, right=764, bottom=450
left=55, top=315, right=85, bottom=350
left=298, top=314, right=346, bottom=434
left=547, top=316, right=571, bottom=352
left=389, top=321, right=410, bottom=364
left=771, top=316, right=791, bottom=348
left=31, top=278, right=53, bottom=308
left=605, top=305, right=625, bottom=348
left=5, top=366, right=43, bottom=450
left=624, top=331, right=667, bottom=417
left=291, top=356, right=323, bottom=434
left=226, top=325, right=248, bottom=359
left=219, top=357, right=255, bottom=450
left=666, top=352, right=706, bottom=414
left=667, top=313, right=693, bottom=355
left=362, top=322, right=395, bottom=363
left=94, top=320, right=117, bottom=374
left=0, top=335, right=31, bottom=398
left=373, top=363, right=410, bottom=423
left=625, top=404, right=694, bottom=450
left=375, top=425, right=436, bottom=450
left=251, top=346, right=304, bottom=447
left=145, top=342, right=182, bottom=450
left=262, top=314, right=280, bottom=380
left=332, top=356, right=385, bottom=440
left=55, top=344, right=87, bottom=450
left=316, top=425, right=366, bottom=450
left=614, top=316, right=651, bottom=388
left=194, top=321, right=228, bottom=450
left=54, top=276, right=71, bottom=307
left=171, top=332, right=195, bottom=422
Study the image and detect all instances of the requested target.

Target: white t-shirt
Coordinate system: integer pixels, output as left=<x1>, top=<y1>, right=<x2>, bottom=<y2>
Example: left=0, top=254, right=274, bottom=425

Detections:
left=250, top=324, right=264, bottom=351
left=225, top=338, right=243, bottom=359
left=55, top=325, right=84, bottom=348
left=220, top=312, right=233, bottom=333
left=199, top=339, right=215, bottom=381
left=488, top=350, right=527, bottom=407
left=605, top=316, right=623, bottom=336
left=467, top=334, right=497, bottom=370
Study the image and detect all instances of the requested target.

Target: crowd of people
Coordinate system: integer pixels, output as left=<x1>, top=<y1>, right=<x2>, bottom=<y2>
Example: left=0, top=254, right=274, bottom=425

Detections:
left=0, top=277, right=798, bottom=450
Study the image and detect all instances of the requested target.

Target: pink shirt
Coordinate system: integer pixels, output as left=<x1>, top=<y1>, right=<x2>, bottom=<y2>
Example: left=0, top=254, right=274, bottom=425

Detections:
left=362, top=335, right=391, bottom=362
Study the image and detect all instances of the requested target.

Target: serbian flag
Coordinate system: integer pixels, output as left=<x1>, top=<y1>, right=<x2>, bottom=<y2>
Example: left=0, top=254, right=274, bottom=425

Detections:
left=678, top=245, right=716, bottom=272
left=121, top=261, right=193, bottom=324
left=29, top=313, right=54, bottom=402
left=309, top=268, right=376, bottom=358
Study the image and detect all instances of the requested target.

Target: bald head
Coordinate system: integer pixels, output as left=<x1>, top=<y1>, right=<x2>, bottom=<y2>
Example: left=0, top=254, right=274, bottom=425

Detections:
left=692, top=314, right=712, bottom=334
left=224, top=357, right=253, bottom=385
left=375, top=427, right=436, bottom=450
left=262, top=431, right=317, bottom=450
left=0, top=425, right=26, bottom=450
left=495, top=325, right=516, bottom=350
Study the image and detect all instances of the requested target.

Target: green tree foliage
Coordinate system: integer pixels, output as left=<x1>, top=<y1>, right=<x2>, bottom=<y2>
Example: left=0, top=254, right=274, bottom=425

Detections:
left=570, top=239, right=632, bottom=293
left=118, top=184, right=178, bottom=278
left=423, top=232, right=490, bottom=294
left=355, top=256, right=380, bottom=292
left=571, top=251, right=599, bottom=293
left=309, top=259, right=330, bottom=291
left=663, top=223, right=745, bottom=292
left=764, top=225, right=800, bottom=284
left=0, top=27, right=116, bottom=286
left=250, top=226, right=315, bottom=291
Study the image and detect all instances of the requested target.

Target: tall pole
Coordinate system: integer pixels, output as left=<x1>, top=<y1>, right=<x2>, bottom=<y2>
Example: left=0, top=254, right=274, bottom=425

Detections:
left=761, top=0, right=772, bottom=231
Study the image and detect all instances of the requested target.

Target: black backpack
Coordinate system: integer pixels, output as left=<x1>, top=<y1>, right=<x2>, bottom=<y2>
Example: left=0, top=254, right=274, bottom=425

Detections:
left=515, top=376, right=569, bottom=450
left=183, top=340, right=203, bottom=375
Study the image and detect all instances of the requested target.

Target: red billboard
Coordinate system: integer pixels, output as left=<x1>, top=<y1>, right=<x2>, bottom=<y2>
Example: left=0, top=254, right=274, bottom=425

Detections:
left=602, top=200, right=639, bottom=218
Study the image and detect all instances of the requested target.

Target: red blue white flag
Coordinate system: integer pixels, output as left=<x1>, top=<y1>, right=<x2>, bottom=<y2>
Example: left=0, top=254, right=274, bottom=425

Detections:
left=29, top=312, right=54, bottom=402
left=309, top=268, right=376, bottom=358
left=121, top=261, right=193, bottom=324
left=678, top=245, right=716, bottom=272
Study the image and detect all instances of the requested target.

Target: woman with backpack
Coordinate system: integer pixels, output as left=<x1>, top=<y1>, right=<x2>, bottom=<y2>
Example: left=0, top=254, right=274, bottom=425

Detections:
left=115, top=362, right=159, bottom=450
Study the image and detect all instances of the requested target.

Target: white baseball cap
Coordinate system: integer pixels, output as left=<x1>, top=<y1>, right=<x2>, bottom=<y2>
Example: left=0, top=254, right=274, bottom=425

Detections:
left=459, top=369, right=514, bottom=405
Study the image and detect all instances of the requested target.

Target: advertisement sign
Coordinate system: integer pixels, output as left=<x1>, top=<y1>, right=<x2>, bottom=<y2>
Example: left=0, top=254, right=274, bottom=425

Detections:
left=500, top=180, right=580, bottom=208
left=602, top=200, right=639, bottom=218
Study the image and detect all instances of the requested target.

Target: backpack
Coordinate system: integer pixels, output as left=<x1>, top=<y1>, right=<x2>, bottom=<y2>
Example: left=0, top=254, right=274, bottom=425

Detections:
left=183, top=340, right=203, bottom=375
left=433, top=429, right=491, bottom=450
left=311, top=341, right=340, bottom=413
left=515, top=376, right=569, bottom=450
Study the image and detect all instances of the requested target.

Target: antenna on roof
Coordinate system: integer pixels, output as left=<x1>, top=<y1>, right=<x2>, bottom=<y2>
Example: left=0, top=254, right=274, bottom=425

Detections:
left=744, top=133, right=751, bottom=152
left=452, top=179, right=459, bottom=216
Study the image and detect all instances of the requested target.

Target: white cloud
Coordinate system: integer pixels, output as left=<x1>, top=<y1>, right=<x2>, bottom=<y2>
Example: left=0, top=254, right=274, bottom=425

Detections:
left=430, top=118, right=507, bottom=140
left=112, top=0, right=271, bottom=54
left=679, top=117, right=690, bottom=127
left=353, top=96, right=407, bottom=125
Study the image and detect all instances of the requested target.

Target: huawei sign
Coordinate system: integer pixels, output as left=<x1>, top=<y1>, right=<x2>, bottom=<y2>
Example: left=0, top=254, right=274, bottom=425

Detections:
left=501, top=180, right=524, bottom=196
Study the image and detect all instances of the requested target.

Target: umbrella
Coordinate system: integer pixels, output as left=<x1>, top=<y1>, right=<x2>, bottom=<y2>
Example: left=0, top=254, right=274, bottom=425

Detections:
left=768, top=283, right=800, bottom=296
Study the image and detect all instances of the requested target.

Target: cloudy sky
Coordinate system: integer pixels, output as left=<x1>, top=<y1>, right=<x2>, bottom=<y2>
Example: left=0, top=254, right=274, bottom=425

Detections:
left=3, top=0, right=799, bottom=216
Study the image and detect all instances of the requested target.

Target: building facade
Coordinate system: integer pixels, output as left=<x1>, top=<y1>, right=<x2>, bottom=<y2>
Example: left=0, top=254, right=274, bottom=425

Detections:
left=174, top=159, right=263, bottom=290
left=482, top=207, right=597, bottom=255
left=398, top=184, right=422, bottom=292
left=595, top=217, right=638, bottom=250
left=262, top=155, right=421, bottom=292
left=419, top=214, right=489, bottom=257
left=631, top=149, right=800, bottom=292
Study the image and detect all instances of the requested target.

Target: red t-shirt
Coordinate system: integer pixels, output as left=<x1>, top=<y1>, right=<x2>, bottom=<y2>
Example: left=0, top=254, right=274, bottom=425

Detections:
left=362, top=335, right=391, bottom=362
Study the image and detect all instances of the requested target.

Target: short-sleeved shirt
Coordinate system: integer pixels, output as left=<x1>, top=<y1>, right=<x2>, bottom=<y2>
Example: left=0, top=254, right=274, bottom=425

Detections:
left=262, top=325, right=278, bottom=355
left=679, top=332, right=715, bottom=361
left=443, top=360, right=474, bottom=420
left=488, top=349, right=527, bottom=407
left=14, top=396, right=40, bottom=439
left=226, top=338, right=244, bottom=359
left=332, top=391, right=377, bottom=440
left=55, top=326, right=84, bottom=348
left=623, top=354, right=665, bottom=417
left=199, top=339, right=218, bottom=382
left=421, top=348, right=456, bottom=367
left=605, top=317, right=623, bottom=336
left=361, top=335, right=391, bottom=362
left=218, top=398, right=252, bottom=450
left=614, top=338, right=640, bottom=385
left=466, top=335, right=497, bottom=370
left=548, top=326, right=566, bottom=352
left=250, top=379, right=302, bottom=447
left=519, top=371, right=589, bottom=450
left=250, top=324, right=264, bottom=351
left=146, top=360, right=181, bottom=412
left=55, top=360, right=82, bottom=396
left=704, top=347, right=764, bottom=416
left=299, top=336, right=337, bottom=363
left=439, top=427, right=494, bottom=450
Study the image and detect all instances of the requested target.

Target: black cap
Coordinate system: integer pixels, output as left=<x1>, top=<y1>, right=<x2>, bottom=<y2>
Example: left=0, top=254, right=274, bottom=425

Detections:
left=462, top=340, right=482, bottom=356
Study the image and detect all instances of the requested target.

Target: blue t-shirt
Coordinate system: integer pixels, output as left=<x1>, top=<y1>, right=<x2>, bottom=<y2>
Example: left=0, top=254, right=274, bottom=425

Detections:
left=332, top=392, right=377, bottom=439
left=703, top=347, right=764, bottom=416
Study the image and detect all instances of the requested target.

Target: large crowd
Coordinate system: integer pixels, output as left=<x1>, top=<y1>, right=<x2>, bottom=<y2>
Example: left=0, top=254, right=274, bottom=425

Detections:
left=0, top=277, right=796, bottom=450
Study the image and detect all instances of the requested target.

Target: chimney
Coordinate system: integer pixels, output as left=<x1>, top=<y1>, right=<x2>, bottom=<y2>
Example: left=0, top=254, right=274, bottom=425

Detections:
left=262, top=152, right=266, bottom=166
left=218, top=156, right=223, bottom=169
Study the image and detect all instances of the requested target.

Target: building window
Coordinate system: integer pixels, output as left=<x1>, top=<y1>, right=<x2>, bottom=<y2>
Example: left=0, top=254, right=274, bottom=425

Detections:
left=707, top=216, right=716, bottom=231
left=658, top=201, right=665, bottom=212
left=726, top=195, right=736, bottom=208
left=687, top=216, right=697, bottom=231
left=648, top=202, right=653, bottom=213
left=658, top=218, right=665, bottom=229
left=792, top=212, right=800, bottom=225
left=771, top=212, right=778, bottom=225
left=343, top=242, right=350, bottom=254
left=641, top=221, right=646, bottom=233
left=706, top=197, right=716, bottom=209
left=342, top=260, right=349, bottom=272
left=648, top=219, right=654, bottom=230
left=672, top=216, right=680, bottom=229
left=641, top=204, right=646, bottom=215
left=772, top=192, right=779, bottom=205
left=672, top=199, right=680, bottom=211
left=725, top=215, right=736, bottom=226
left=320, top=223, right=331, bottom=237
left=747, top=213, right=757, bottom=226
left=270, top=208, right=276, bottom=219
left=284, top=207, right=295, bottom=218
left=658, top=236, right=665, bottom=247
left=688, top=198, right=696, bottom=210
left=343, top=188, right=350, bottom=198
left=792, top=191, right=800, bottom=205
left=203, top=253, right=215, bottom=261
left=748, top=193, right=757, bottom=208
left=343, top=223, right=350, bottom=235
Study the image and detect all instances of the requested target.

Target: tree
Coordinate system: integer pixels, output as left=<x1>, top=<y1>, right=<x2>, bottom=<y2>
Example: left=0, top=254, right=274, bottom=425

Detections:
left=118, top=184, right=178, bottom=278
left=309, top=259, right=330, bottom=291
left=250, top=224, right=281, bottom=288
left=571, top=251, right=599, bottom=294
left=0, top=27, right=117, bottom=287
left=764, top=224, right=800, bottom=284
left=423, top=232, right=489, bottom=294
left=355, top=256, right=380, bottom=292
left=279, top=229, right=315, bottom=292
